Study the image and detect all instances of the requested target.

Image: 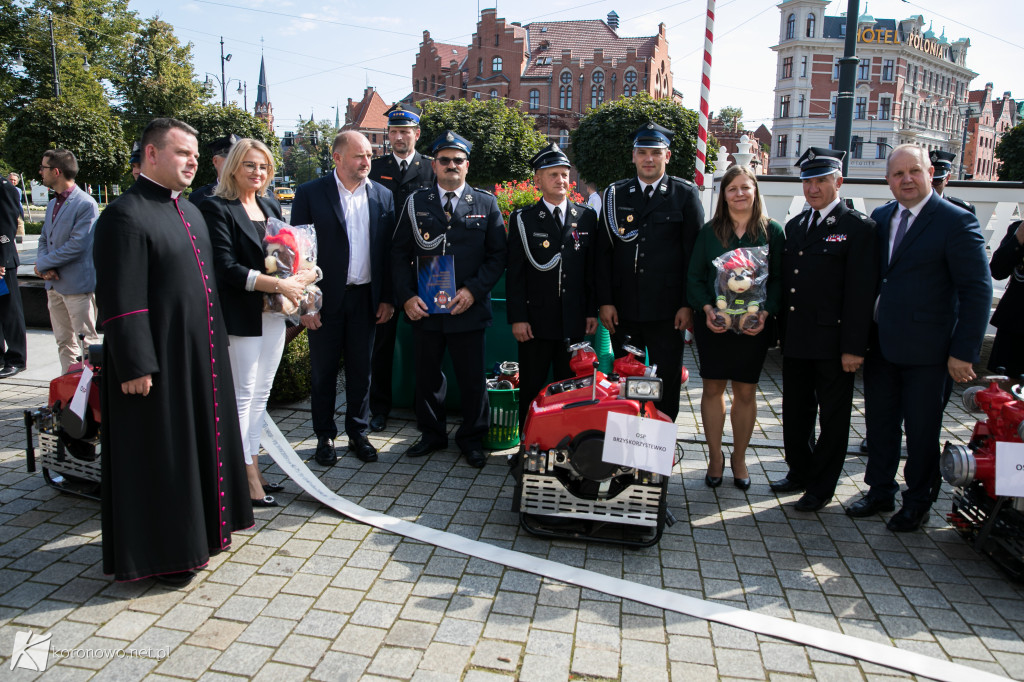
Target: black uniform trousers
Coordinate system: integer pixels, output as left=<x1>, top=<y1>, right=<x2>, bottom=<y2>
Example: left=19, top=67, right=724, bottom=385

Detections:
left=781, top=357, right=855, bottom=499
left=308, top=284, right=374, bottom=442
left=370, top=313, right=399, bottom=418
left=610, top=319, right=683, bottom=421
left=413, top=326, right=488, bottom=452
left=517, top=338, right=573, bottom=429
left=863, top=346, right=949, bottom=511
left=0, top=267, right=26, bottom=368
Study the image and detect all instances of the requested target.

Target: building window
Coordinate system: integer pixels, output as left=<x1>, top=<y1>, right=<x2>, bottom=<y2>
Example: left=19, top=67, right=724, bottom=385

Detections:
left=473, top=92, right=481, bottom=100
left=528, top=89, right=540, bottom=110
left=490, top=89, right=499, bottom=100
left=623, top=69, right=638, bottom=97
left=833, top=59, right=840, bottom=79
left=879, top=97, right=891, bottom=121
left=592, top=70, right=604, bottom=84
left=559, top=85, right=572, bottom=109
left=782, top=57, right=792, bottom=79
left=800, top=56, right=808, bottom=77
left=855, top=96, right=866, bottom=119
left=591, top=84, right=604, bottom=108
left=478, top=58, right=483, bottom=75
left=795, top=134, right=802, bottom=155
left=912, top=65, right=918, bottom=93
left=779, top=95, right=790, bottom=118
left=806, top=13, right=816, bottom=38
left=786, top=14, right=795, bottom=39
left=858, top=59, right=870, bottom=80
left=798, top=94, right=805, bottom=117
left=852, top=135, right=863, bottom=159
left=830, top=95, right=837, bottom=118
left=777, top=134, right=788, bottom=157
left=882, top=59, right=894, bottom=81
left=559, top=129, right=569, bottom=147
left=876, top=138, right=888, bottom=159
left=492, top=57, right=502, bottom=73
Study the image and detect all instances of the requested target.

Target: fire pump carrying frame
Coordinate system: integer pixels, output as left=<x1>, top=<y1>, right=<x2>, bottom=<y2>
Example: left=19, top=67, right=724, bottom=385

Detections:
left=940, top=375, right=1024, bottom=580
left=511, top=340, right=679, bottom=547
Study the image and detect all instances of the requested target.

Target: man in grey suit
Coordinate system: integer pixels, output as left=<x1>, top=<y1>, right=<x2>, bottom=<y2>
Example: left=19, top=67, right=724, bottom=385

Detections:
left=848, top=144, right=992, bottom=532
left=36, top=149, right=100, bottom=373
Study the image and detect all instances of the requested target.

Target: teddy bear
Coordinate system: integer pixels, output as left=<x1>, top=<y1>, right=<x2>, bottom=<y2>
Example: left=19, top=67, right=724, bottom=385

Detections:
left=713, top=250, right=765, bottom=333
left=263, top=227, right=321, bottom=318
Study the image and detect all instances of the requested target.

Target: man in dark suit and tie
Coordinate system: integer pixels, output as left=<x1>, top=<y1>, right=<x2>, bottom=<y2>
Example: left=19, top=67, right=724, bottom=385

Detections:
left=848, top=144, right=992, bottom=532
left=772, top=148, right=878, bottom=511
left=391, top=131, right=507, bottom=468
left=367, top=104, right=435, bottom=432
left=292, top=131, right=396, bottom=465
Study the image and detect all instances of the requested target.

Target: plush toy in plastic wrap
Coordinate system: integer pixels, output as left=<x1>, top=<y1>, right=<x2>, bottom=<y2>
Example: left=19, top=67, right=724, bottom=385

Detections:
left=711, top=246, right=769, bottom=333
left=263, top=218, right=323, bottom=324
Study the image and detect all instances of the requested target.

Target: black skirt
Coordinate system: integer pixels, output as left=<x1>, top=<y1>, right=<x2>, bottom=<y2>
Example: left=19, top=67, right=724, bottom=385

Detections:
left=693, top=316, right=772, bottom=384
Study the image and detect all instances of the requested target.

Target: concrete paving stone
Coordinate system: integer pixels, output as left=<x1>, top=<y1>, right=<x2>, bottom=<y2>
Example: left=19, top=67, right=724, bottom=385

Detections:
left=0, top=580, right=56, bottom=608
left=380, top=559, right=426, bottom=582
left=481, top=613, right=532, bottom=643
left=491, top=590, right=536, bottom=618
left=667, top=633, right=714, bottom=665
left=251, top=661, right=314, bottom=682
left=529, top=605, right=577, bottom=634
left=256, top=554, right=306, bottom=578
left=386, top=620, right=438, bottom=649
left=187, top=619, right=248, bottom=650
left=182, top=580, right=237, bottom=609
left=272, top=632, right=332, bottom=667
left=621, top=662, right=671, bottom=682
left=462, top=671, right=514, bottom=682
left=899, top=586, right=950, bottom=610
left=415, top=641, right=471, bottom=673
left=669, top=660, right=719, bottom=682
left=128, top=625, right=189, bottom=655
left=973, top=625, right=1024, bottom=654
left=432, top=616, right=484, bottom=645
left=992, top=650, right=1024, bottom=675
left=621, top=613, right=667, bottom=643
left=346, top=549, right=391, bottom=570
left=311, top=651, right=370, bottom=681
left=349, top=599, right=403, bottom=629
left=836, top=618, right=891, bottom=645
left=263, top=593, right=317, bottom=621
left=214, top=594, right=268, bottom=622
left=94, top=609, right=159, bottom=640
left=892, top=638, right=947, bottom=659
left=446, top=594, right=491, bottom=622
left=809, top=661, right=868, bottom=681
left=366, top=579, right=414, bottom=604
left=620, top=638, right=668, bottom=668
left=301, top=555, right=347, bottom=577
left=525, top=629, right=573, bottom=660
left=699, top=559, right=740, bottom=582
left=535, top=583, right=579, bottom=610
left=330, top=566, right=380, bottom=591
left=409, top=575, right=457, bottom=600
left=154, top=643, right=221, bottom=675
left=570, top=646, right=620, bottom=678
left=317, top=538, right=360, bottom=558
left=827, top=596, right=876, bottom=621
left=281, top=572, right=331, bottom=598
left=400, top=597, right=449, bottom=624
left=31, top=560, right=87, bottom=585
left=238, top=615, right=296, bottom=647
left=230, top=543, right=277, bottom=565
left=331, top=623, right=388, bottom=657
left=157, top=603, right=215, bottom=632
left=703, top=578, right=746, bottom=602
left=37, top=666, right=102, bottom=682
left=933, top=630, right=996, bottom=661
left=58, top=635, right=130, bottom=671
left=457, top=575, right=500, bottom=599
left=498, top=570, right=542, bottom=594
left=518, top=653, right=570, bottom=682
left=470, top=639, right=521, bottom=671
left=820, top=576, right=863, bottom=597
left=410, top=670, right=462, bottom=682
left=12, top=598, right=76, bottom=628
left=87, top=655, right=159, bottom=681
left=313, top=587, right=363, bottom=614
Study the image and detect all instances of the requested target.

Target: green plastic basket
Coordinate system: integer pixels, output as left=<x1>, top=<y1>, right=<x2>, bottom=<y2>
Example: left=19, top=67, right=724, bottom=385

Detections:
left=484, top=386, right=519, bottom=450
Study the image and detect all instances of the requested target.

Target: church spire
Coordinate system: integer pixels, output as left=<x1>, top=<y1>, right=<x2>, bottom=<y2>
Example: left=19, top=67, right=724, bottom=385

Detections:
left=254, top=47, right=274, bottom=134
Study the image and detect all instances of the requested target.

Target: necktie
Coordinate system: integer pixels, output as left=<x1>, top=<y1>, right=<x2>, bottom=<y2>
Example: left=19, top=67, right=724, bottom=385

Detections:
left=806, top=210, right=819, bottom=238
left=892, top=208, right=911, bottom=254
left=400, top=159, right=408, bottom=174
left=643, top=185, right=654, bottom=204
left=553, top=206, right=562, bottom=227
left=444, top=191, right=456, bottom=222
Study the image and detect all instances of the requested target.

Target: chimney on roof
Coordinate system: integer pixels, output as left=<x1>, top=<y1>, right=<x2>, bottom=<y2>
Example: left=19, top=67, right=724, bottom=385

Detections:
left=607, top=11, right=620, bottom=30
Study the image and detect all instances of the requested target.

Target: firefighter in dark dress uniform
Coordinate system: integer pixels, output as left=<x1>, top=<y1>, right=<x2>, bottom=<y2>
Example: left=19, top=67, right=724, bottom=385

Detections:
left=771, top=148, right=879, bottom=511
left=929, top=150, right=976, bottom=215
left=391, top=131, right=507, bottom=468
left=595, top=122, right=704, bottom=421
left=367, top=104, right=435, bottom=432
left=507, top=143, right=598, bottom=428
left=188, top=134, right=240, bottom=207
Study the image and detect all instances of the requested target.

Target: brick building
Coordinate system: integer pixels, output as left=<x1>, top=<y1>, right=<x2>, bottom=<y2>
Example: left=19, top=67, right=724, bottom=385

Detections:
left=963, top=84, right=1018, bottom=180
left=341, top=86, right=390, bottom=156
left=769, top=0, right=978, bottom=178
left=411, top=8, right=673, bottom=146
left=709, top=120, right=771, bottom=172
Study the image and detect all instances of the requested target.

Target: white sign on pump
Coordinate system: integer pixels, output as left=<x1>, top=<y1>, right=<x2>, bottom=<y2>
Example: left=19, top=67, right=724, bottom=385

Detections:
left=601, top=411, right=678, bottom=476
left=995, top=441, right=1024, bottom=497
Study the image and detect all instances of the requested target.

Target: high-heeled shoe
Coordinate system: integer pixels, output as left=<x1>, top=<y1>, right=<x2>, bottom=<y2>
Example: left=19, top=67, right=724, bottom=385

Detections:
left=704, top=472, right=723, bottom=488
left=251, top=495, right=278, bottom=508
left=733, top=477, right=751, bottom=491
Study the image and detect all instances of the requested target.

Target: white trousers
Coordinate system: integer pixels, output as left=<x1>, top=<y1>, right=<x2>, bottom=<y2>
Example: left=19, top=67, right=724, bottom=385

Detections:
left=227, top=313, right=286, bottom=465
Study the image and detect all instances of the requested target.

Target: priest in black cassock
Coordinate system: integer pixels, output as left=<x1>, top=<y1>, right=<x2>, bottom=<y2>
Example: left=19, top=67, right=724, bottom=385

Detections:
left=93, top=118, right=253, bottom=586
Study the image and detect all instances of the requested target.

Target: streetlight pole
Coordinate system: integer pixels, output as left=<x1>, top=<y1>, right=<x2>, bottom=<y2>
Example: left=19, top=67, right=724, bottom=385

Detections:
left=48, top=14, right=60, bottom=97
left=833, top=0, right=860, bottom=176
left=219, top=36, right=233, bottom=107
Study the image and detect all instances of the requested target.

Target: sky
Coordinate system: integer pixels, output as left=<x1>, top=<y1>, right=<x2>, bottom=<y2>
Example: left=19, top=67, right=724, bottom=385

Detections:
left=126, top=0, right=1024, bottom=136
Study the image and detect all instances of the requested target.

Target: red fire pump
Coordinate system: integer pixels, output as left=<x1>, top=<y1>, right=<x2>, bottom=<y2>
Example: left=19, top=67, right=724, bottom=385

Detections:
left=510, top=339, right=679, bottom=547
left=940, top=375, right=1024, bottom=579
left=24, top=344, right=104, bottom=500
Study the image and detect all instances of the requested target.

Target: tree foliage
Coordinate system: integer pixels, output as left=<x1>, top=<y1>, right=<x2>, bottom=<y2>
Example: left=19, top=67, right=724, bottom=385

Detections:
left=718, top=106, right=743, bottom=132
left=995, top=123, right=1024, bottom=181
left=3, top=97, right=128, bottom=185
left=281, top=118, right=336, bottom=185
left=570, top=92, right=716, bottom=188
left=180, top=103, right=279, bottom=188
left=416, top=98, right=547, bottom=188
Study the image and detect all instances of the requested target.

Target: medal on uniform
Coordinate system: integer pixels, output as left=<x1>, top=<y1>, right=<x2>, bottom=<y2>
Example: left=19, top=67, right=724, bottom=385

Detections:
left=424, top=232, right=430, bottom=240
left=542, top=240, right=550, bottom=248
left=572, top=229, right=580, bottom=251
left=626, top=215, right=634, bottom=223
left=619, top=228, right=625, bottom=235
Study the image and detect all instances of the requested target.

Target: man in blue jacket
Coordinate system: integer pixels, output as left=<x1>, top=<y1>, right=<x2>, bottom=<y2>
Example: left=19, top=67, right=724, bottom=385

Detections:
left=848, top=144, right=992, bottom=532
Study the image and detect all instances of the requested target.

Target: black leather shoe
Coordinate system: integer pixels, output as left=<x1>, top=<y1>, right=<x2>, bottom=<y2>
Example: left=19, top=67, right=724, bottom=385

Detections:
left=407, top=437, right=445, bottom=458
left=794, top=492, right=829, bottom=512
left=704, top=473, right=723, bottom=488
left=0, top=365, right=25, bottom=379
left=314, top=437, right=337, bottom=466
left=769, top=477, right=804, bottom=493
left=251, top=495, right=278, bottom=508
left=733, top=477, right=751, bottom=491
left=369, top=414, right=387, bottom=432
left=349, top=436, right=378, bottom=463
left=845, top=494, right=895, bottom=517
left=154, top=570, right=195, bottom=587
left=464, top=449, right=487, bottom=468
left=886, top=506, right=928, bottom=532
left=859, top=439, right=868, bottom=454
left=262, top=483, right=285, bottom=494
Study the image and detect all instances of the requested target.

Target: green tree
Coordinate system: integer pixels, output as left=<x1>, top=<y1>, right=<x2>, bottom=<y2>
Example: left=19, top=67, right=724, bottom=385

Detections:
left=0, top=0, right=29, bottom=125
left=282, top=118, right=336, bottom=185
left=718, top=106, right=743, bottom=132
left=995, top=123, right=1024, bottom=181
left=570, top=92, right=716, bottom=188
left=4, top=98, right=128, bottom=185
left=417, top=98, right=546, bottom=188
left=180, top=103, right=279, bottom=187
left=112, top=17, right=210, bottom=140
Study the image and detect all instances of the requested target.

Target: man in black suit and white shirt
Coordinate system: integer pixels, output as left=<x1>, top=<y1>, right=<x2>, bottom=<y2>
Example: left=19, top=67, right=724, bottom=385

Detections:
left=292, top=131, right=396, bottom=466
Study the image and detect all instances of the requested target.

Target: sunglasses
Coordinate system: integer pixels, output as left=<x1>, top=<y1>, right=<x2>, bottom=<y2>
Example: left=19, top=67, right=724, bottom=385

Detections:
left=436, top=157, right=467, bottom=167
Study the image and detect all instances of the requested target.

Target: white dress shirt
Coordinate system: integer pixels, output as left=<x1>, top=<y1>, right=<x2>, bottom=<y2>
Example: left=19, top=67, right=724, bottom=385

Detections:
left=336, top=172, right=372, bottom=285
left=639, top=174, right=666, bottom=196
left=542, top=198, right=569, bottom=227
left=436, top=183, right=466, bottom=213
left=888, top=190, right=933, bottom=260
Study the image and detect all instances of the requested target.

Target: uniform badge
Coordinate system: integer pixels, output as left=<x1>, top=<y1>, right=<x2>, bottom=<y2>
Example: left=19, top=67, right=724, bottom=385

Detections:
left=619, top=228, right=625, bottom=235
left=539, top=211, right=546, bottom=219
left=626, top=215, right=634, bottom=223
left=825, top=216, right=836, bottom=226
left=572, top=229, right=581, bottom=251
left=542, top=240, right=550, bottom=248
left=465, top=194, right=473, bottom=204
left=428, top=193, right=436, bottom=201
left=660, top=183, right=668, bottom=194
left=807, top=149, right=816, bottom=161
left=570, top=208, right=577, bottom=217
left=0, top=235, right=8, bottom=244
left=446, top=132, right=455, bottom=142
left=434, top=290, right=451, bottom=309
left=423, top=232, right=430, bottom=240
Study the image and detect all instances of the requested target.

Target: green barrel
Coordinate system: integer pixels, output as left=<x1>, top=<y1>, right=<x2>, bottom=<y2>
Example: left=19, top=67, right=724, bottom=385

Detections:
left=483, top=386, right=519, bottom=450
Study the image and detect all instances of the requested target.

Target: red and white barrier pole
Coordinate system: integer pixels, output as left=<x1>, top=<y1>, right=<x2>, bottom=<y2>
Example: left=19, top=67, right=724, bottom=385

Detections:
left=695, top=0, right=716, bottom=188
